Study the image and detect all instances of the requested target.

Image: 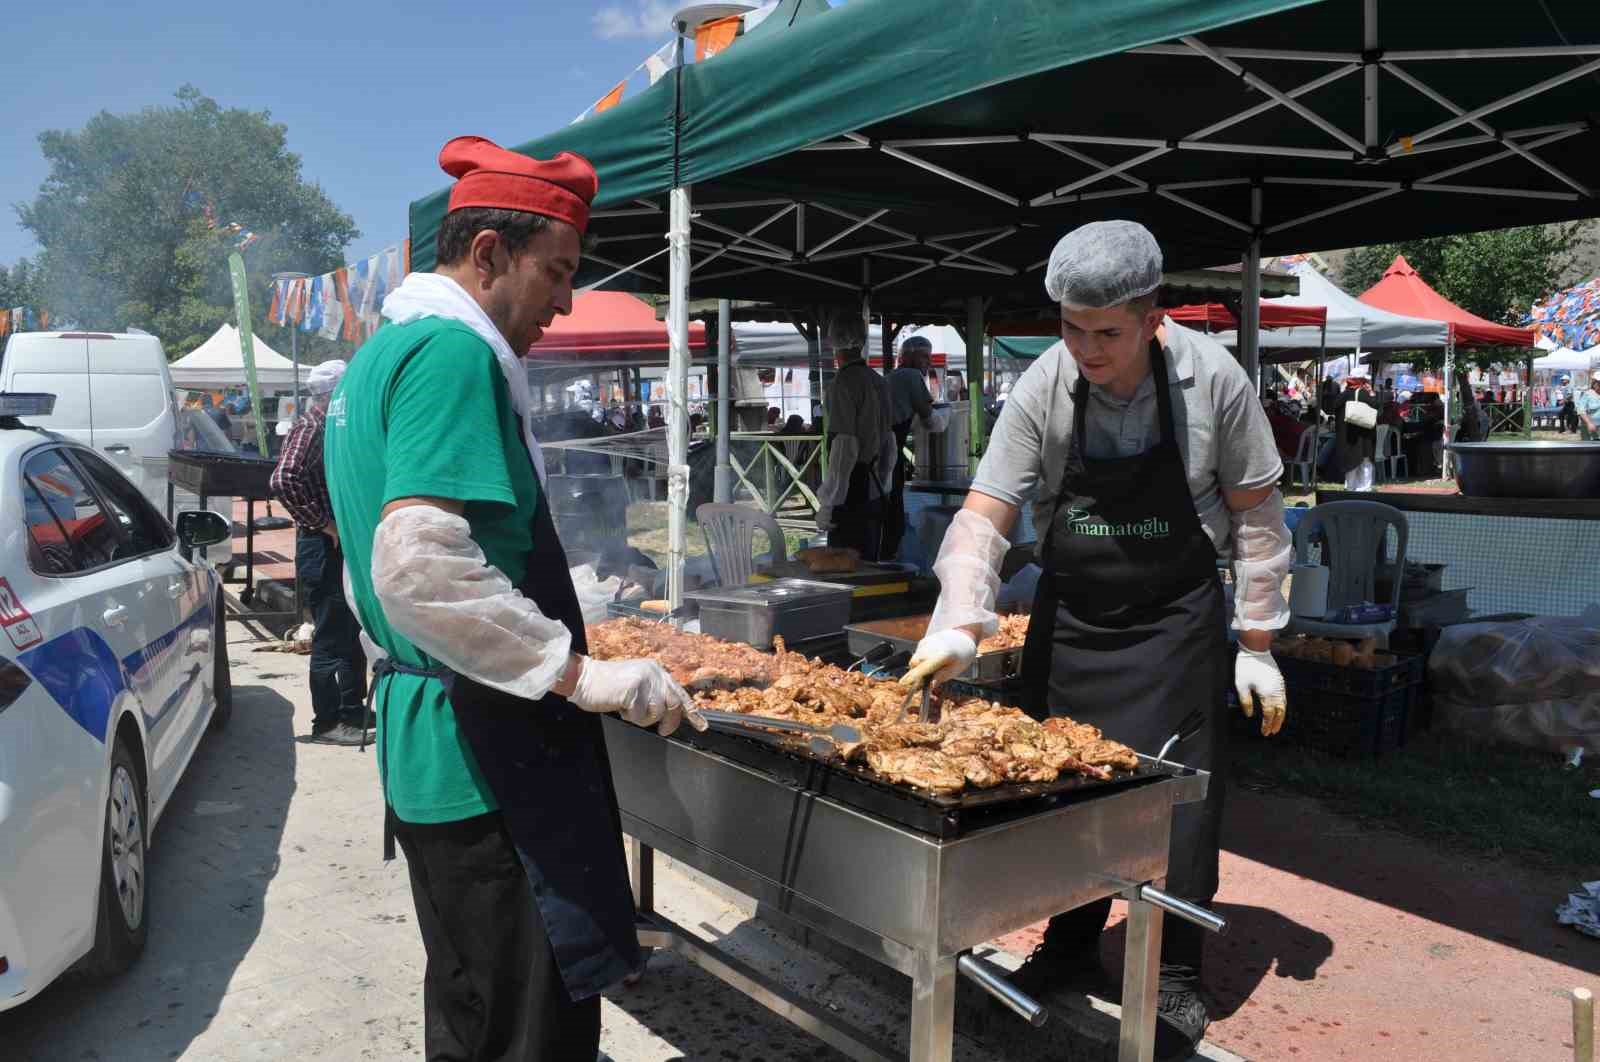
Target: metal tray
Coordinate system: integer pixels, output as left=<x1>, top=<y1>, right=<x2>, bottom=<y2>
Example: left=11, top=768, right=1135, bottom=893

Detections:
left=687, top=578, right=853, bottom=649
left=670, top=723, right=1168, bottom=840
left=844, top=614, right=1024, bottom=684
left=167, top=451, right=277, bottom=499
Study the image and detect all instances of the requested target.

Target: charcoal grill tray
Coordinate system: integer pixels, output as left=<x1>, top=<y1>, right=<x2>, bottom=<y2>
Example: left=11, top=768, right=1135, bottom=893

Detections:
left=669, top=724, right=1168, bottom=840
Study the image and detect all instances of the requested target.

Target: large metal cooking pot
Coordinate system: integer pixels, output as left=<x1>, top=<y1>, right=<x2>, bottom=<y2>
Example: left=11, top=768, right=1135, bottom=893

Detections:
left=1446, top=441, right=1600, bottom=499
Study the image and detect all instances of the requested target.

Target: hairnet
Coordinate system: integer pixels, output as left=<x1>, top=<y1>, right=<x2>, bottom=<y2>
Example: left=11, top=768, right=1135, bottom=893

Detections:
left=899, top=335, right=933, bottom=355
left=1043, top=220, right=1163, bottom=309
left=826, top=311, right=867, bottom=352
left=306, top=359, right=349, bottom=395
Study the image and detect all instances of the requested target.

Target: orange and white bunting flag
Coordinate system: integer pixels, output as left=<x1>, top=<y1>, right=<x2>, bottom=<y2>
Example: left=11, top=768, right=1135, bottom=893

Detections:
left=695, top=14, right=740, bottom=61
left=594, top=80, right=626, bottom=114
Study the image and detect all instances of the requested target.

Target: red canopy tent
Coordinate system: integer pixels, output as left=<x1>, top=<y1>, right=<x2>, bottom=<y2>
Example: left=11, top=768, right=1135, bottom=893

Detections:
left=527, top=291, right=706, bottom=359
left=1357, top=256, right=1534, bottom=349
left=1166, top=303, right=1328, bottom=331
left=993, top=301, right=1326, bottom=336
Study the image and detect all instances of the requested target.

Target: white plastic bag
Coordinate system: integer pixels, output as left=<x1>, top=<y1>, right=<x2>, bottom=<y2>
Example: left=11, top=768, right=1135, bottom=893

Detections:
left=570, top=563, right=623, bottom=625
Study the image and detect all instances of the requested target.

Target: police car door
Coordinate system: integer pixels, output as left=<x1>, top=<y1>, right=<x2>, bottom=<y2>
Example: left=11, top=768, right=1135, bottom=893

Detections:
left=71, top=446, right=212, bottom=810
left=17, top=445, right=185, bottom=798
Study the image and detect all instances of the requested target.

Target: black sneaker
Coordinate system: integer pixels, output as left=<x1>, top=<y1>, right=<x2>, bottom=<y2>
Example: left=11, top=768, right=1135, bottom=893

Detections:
left=309, top=722, right=369, bottom=746
left=1154, top=984, right=1210, bottom=1061
left=1008, top=939, right=1108, bottom=1001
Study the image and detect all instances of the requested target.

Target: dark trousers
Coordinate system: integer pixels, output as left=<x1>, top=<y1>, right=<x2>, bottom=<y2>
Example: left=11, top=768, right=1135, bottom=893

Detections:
left=295, top=528, right=367, bottom=730
left=831, top=461, right=887, bottom=561
left=394, top=812, right=602, bottom=1062
left=1042, top=895, right=1211, bottom=980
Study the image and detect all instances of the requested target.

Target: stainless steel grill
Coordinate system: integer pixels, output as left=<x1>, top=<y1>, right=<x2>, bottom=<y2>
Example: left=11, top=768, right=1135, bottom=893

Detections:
left=608, top=717, right=1220, bottom=1062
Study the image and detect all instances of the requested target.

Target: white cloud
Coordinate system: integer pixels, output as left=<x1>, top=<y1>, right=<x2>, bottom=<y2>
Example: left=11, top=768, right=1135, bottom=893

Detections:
left=592, top=0, right=677, bottom=39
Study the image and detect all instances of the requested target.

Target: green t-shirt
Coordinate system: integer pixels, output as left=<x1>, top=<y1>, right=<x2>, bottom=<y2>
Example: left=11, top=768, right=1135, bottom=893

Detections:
left=324, top=317, right=540, bottom=823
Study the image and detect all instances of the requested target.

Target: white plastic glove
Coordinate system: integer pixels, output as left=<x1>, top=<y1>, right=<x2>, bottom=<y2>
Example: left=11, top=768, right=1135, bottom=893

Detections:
left=900, top=629, right=978, bottom=689
left=570, top=657, right=707, bottom=737
left=1235, top=647, right=1287, bottom=736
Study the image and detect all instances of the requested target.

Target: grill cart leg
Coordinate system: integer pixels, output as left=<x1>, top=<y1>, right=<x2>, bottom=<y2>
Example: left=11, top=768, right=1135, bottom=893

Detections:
left=629, top=836, right=655, bottom=915
left=1118, top=892, right=1165, bottom=1062
left=908, top=952, right=958, bottom=1062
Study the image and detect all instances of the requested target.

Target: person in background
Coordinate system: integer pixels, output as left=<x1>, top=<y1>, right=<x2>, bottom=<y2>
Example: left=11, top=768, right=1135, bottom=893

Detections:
left=781, top=413, right=806, bottom=434
left=1335, top=370, right=1379, bottom=490
left=766, top=406, right=782, bottom=429
left=1577, top=375, right=1600, bottom=441
left=815, top=312, right=895, bottom=559
left=269, top=359, right=370, bottom=746
left=203, top=392, right=233, bottom=437
left=1319, top=374, right=1340, bottom=414
left=888, top=335, right=936, bottom=551
left=1262, top=395, right=1308, bottom=461
left=1378, top=400, right=1404, bottom=430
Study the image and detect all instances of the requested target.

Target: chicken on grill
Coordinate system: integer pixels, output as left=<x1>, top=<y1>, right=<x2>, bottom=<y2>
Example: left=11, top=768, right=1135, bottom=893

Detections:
left=585, top=619, right=1139, bottom=794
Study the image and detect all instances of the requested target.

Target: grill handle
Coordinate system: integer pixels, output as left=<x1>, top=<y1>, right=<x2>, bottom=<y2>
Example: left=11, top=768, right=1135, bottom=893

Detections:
left=1136, top=885, right=1227, bottom=935
left=958, top=953, right=1048, bottom=1028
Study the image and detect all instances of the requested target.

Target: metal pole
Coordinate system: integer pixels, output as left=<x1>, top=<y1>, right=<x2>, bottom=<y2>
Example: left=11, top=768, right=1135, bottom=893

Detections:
left=1442, top=328, right=1456, bottom=477
left=1362, top=0, right=1380, bottom=155
left=272, top=270, right=310, bottom=429
left=715, top=299, right=733, bottom=502
left=966, top=295, right=986, bottom=468
left=668, top=186, right=692, bottom=609
left=1240, top=184, right=1263, bottom=391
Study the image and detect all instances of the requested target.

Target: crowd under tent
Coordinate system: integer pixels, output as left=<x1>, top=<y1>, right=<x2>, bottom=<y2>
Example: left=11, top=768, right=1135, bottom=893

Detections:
left=1213, top=262, right=1450, bottom=359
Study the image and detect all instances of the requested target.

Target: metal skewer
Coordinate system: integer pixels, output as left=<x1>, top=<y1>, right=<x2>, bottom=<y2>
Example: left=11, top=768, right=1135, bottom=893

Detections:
left=699, top=709, right=861, bottom=745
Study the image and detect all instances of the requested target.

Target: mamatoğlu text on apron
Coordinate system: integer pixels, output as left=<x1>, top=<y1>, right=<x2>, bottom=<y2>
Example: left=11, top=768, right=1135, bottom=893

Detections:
left=1019, top=339, right=1229, bottom=901
left=372, top=428, right=641, bottom=1002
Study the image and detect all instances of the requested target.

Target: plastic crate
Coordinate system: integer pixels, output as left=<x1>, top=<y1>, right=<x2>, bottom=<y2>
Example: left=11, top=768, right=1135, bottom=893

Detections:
left=1281, top=682, right=1416, bottom=758
left=1273, top=651, right=1425, bottom=698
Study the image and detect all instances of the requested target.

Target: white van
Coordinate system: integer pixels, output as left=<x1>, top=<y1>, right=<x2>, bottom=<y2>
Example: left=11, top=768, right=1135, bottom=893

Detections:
left=0, top=331, right=235, bottom=564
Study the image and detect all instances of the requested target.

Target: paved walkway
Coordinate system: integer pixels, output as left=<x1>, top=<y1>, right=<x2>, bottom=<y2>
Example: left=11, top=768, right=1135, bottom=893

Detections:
left=996, top=783, right=1590, bottom=1061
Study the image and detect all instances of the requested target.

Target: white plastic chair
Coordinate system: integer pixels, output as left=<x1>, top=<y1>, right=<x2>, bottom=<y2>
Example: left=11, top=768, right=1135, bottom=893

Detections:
left=1286, top=500, right=1408, bottom=648
left=696, top=503, right=789, bottom=586
left=1285, top=427, right=1318, bottom=490
left=1373, top=425, right=1409, bottom=482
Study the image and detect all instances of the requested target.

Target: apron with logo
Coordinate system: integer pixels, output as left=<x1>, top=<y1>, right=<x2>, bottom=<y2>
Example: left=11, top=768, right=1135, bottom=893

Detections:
left=374, top=436, right=640, bottom=1001
left=1019, top=340, right=1228, bottom=900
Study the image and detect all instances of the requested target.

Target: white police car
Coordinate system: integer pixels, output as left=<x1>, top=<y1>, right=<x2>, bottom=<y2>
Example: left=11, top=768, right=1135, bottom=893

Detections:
left=0, top=393, right=232, bottom=1010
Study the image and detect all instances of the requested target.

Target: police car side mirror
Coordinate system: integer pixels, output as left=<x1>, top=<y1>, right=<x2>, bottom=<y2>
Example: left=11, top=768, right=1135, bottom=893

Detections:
left=176, top=510, right=232, bottom=557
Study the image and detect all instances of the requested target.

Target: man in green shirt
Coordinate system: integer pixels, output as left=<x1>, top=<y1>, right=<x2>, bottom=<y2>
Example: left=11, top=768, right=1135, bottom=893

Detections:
left=326, top=135, right=700, bottom=1060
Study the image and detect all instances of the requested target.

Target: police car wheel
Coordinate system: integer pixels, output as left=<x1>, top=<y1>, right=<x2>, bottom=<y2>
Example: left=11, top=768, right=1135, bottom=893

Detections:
left=208, top=599, right=233, bottom=731
left=82, top=739, right=149, bottom=976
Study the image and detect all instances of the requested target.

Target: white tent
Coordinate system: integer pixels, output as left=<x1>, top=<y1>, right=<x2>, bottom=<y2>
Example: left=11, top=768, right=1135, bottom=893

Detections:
left=168, top=324, right=309, bottom=390
left=1533, top=333, right=1598, bottom=374
left=1212, top=264, right=1449, bottom=358
left=729, top=320, right=884, bottom=366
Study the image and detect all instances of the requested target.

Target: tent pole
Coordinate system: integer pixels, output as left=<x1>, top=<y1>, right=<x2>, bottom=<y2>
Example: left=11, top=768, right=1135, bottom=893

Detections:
left=1524, top=352, right=1534, bottom=439
left=667, top=185, right=692, bottom=608
left=1442, top=328, right=1456, bottom=478
left=967, top=295, right=986, bottom=468
left=715, top=298, right=732, bottom=502
left=1362, top=0, right=1380, bottom=154
left=666, top=21, right=690, bottom=608
left=1241, top=184, right=1263, bottom=392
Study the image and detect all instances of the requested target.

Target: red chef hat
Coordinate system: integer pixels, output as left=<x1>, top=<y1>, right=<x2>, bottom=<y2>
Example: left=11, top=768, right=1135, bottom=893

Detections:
left=439, top=135, right=599, bottom=235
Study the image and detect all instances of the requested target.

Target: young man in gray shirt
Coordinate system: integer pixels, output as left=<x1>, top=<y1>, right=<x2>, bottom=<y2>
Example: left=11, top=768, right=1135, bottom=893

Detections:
left=901, top=220, right=1293, bottom=1059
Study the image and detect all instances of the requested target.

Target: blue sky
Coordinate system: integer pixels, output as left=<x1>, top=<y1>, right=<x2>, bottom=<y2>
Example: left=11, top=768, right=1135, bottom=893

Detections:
left=0, top=0, right=709, bottom=266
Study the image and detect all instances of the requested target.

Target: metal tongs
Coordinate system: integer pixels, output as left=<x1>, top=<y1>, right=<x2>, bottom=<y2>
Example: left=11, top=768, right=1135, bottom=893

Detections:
left=700, top=709, right=862, bottom=749
left=1153, top=709, right=1207, bottom=769
left=897, top=675, right=936, bottom=723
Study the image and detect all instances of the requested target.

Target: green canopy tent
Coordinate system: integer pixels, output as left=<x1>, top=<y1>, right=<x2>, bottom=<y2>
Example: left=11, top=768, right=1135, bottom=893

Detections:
left=409, top=0, right=1600, bottom=610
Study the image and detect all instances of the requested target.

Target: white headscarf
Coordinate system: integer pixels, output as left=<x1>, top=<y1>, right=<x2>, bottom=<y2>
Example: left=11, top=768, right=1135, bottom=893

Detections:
left=381, top=272, right=546, bottom=483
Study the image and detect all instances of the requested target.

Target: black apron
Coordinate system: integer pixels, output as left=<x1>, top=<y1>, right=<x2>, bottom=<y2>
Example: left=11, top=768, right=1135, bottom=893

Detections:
left=373, top=481, right=640, bottom=1002
left=1019, top=340, right=1228, bottom=901
left=826, top=364, right=893, bottom=562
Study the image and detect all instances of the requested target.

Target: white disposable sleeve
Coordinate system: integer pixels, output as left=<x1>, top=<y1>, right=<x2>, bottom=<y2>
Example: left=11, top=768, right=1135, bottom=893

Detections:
left=927, top=508, right=1010, bottom=638
left=1230, top=489, right=1293, bottom=631
left=816, top=433, right=861, bottom=509
left=342, top=559, right=387, bottom=665
left=371, top=505, right=573, bottom=700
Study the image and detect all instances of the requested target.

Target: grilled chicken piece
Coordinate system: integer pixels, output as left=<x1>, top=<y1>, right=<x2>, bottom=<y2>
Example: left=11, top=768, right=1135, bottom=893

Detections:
left=1077, top=739, right=1140, bottom=772
left=864, top=748, right=966, bottom=794
left=1041, top=717, right=1104, bottom=747
left=960, top=754, right=1005, bottom=788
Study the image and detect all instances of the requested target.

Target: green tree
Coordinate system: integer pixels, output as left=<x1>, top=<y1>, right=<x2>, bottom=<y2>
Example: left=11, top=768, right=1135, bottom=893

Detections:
left=15, top=85, right=360, bottom=357
left=0, top=258, right=40, bottom=310
left=1338, top=223, right=1594, bottom=371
